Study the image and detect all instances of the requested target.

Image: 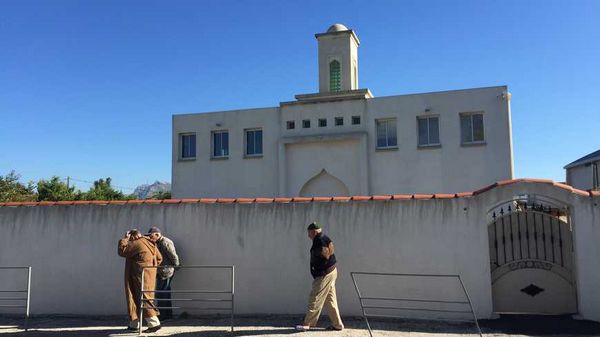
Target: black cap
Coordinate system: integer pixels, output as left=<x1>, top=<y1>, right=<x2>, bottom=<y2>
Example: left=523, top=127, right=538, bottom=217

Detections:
left=307, top=222, right=321, bottom=230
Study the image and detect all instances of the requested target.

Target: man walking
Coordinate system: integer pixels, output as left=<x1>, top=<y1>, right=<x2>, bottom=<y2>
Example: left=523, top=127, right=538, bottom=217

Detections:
left=118, top=229, right=163, bottom=333
left=296, top=222, right=344, bottom=332
left=147, top=227, right=180, bottom=320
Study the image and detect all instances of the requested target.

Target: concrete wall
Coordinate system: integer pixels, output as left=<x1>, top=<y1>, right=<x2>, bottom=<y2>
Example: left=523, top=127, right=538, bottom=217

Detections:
left=172, top=86, right=513, bottom=198
left=567, top=163, right=597, bottom=191
left=1, top=181, right=599, bottom=322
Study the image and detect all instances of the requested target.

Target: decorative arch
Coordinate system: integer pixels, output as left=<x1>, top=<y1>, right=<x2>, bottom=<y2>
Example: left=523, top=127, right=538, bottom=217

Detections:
left=299, top=169, right=349, bottom=197
left=329, top=60, right=341, bottom=92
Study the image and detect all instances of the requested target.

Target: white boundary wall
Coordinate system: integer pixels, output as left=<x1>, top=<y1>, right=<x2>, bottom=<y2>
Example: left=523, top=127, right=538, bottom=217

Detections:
left=0, top=181, right=599, bottom=321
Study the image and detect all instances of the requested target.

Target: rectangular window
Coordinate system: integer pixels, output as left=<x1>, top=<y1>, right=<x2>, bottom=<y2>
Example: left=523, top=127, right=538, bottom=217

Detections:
left=302, top=119, right=311, bottom=128
left=286, top=121, right=295, bottom=130
left=417, top=116, right=440, bottom=146
left=335, top=117, right=344, bottom=126
left=460, top=113, right=485, bottom=144
left=352, top=116, right=361, bottom=125
left=245, top=129, right=263, bottom=156
left=318, top=118, right=327, bottom=127
left=376, top=119, right=397, bottom=149
left=212, top=131, right=229, bottom=158
left=180, top=133, right=196, bottom=159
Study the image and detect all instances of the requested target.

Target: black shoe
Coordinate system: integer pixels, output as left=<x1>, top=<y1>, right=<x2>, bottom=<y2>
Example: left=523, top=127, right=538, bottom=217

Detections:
left=143, top=325, right=162, bottom=333
left=126, top=326, right=138, bottom=331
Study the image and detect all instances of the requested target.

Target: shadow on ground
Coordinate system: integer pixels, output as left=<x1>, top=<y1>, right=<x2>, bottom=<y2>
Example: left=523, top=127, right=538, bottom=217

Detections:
left=2, top=314, right=600, bottom=336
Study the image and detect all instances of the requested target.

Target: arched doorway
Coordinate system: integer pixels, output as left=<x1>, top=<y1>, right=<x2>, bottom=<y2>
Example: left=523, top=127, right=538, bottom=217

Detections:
left=488, top=195, right=577, bottom=314
left=299, top=169, right=350, bottom=197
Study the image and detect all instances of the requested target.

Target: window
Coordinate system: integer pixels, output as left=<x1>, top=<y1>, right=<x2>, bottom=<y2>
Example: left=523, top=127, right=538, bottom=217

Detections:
left=417, top=116, right=440, bottom=146
left=286, top=121, right=295, bottom=130
left=460, top=113, right=485, bottom=144
left=376, top=119, right=397, bottom=148
left=302, top=119, right=311, bottom=128
left=245, top=129, right=263, bottom=156
left=180, top=133, right=196, bottom=159
left=335, top=117, right=344, bottom=126
left=329, top=60, right=341, bottom=92
left=352, top=116, right=361, bottom=125
left=212, top=131, right=229, bottom=158
left=318, top=118, right=327, bottom=127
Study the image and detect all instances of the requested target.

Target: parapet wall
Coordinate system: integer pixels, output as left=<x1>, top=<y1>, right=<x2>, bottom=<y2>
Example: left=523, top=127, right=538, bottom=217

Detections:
left=0, top=179, right=598, bottom=321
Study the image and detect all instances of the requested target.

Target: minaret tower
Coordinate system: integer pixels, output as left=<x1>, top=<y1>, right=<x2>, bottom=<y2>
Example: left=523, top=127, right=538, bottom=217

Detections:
left=315, top=23, right=360, bottom=93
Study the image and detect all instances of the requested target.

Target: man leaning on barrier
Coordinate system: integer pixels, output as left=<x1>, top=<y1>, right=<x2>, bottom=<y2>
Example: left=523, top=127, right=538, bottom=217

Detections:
left=147, top=226, right=180, bottom=320
left=117, top=228, right=163, bottom=333
left=295, top=222, right=344, bottom=332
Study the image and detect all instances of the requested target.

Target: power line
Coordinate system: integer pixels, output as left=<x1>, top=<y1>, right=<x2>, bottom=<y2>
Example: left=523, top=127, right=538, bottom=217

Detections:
left=61, top=177, right=137, bottom=191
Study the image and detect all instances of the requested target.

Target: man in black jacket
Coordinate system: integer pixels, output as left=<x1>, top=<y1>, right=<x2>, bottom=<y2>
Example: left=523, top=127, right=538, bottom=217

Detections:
left=295, top=222, right=344, bottom=332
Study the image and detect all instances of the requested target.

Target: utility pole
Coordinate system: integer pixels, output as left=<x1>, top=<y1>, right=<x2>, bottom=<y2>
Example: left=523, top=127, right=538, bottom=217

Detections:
left=66, top=176, right=70, bottom=189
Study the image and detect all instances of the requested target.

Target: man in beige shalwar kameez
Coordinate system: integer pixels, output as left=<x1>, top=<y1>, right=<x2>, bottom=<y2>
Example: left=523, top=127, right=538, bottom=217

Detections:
left=118, top=229, right=163, bottom=332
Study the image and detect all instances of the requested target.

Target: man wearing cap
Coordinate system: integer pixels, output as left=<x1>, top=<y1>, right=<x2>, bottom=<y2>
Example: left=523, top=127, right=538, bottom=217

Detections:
left=296, top=222, right=344, bottom=332
left=147, top=227, right=180, bottom=321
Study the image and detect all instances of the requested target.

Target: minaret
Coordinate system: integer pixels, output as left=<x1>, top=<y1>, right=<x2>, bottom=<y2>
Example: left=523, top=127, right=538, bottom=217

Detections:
left=315, top=23, right=360, bottom=93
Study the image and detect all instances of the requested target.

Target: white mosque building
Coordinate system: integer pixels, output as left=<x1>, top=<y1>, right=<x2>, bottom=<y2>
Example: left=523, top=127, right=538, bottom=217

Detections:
left=171, top=24, right=514, bottom=198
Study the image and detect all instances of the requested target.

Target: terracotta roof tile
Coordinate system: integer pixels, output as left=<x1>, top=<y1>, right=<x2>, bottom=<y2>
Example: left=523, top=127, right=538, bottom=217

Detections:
left=392, top=194, right=412, bottom=200
left=143, top=199, right=163, bottom=204
left=181, top=199, right=200, bottom=203
left=351, top=196, right=372, bottom=201
left=235, top=198, right=255, bottom=203
left=162, top=199, right=181, bottom=204
left=1, top=179, right=595, bottom=207
left=573, top=189, right=591, bottom=197
left=372, top=195, right=392, bottom=201
left=255, top=198, right=274, bottom=203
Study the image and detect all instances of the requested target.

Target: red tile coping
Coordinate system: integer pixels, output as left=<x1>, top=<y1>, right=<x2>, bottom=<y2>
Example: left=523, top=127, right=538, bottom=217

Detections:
left=1, top=179, right=595, bottom=207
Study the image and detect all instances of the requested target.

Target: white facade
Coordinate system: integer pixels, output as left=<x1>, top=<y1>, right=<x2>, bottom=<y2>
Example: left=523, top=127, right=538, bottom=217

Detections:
left=565, top=150, right=600, bottom=191
left=172, top=24, right=514, bottom=199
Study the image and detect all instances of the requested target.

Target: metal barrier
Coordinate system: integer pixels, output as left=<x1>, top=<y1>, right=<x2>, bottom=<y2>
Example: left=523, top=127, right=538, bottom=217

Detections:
left=0, top=266, right=31, bottom=332
left=139, top=265, right=234, bottom=335
left=350, top=272, right=482, bottom=337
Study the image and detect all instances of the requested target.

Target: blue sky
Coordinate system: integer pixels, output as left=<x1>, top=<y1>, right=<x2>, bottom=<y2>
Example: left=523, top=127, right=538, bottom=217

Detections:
left=1, top=0, right=599, bottom=192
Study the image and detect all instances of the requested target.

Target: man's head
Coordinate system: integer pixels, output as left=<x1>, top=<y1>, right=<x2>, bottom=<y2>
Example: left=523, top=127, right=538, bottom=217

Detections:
left=307, top=222, right=322, bottom=240
left=147, top=226, right=162, bottom=242
left=128, top=229, right=142, bottom=241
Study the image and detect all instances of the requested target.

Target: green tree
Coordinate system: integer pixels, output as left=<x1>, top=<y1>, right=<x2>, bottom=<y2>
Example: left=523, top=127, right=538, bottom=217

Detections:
left=37, top=176, right=79, bottom=201
left=150, top=191, right=171, bottom=199
left=0, top=171, right=36, bottom=202
left=81, top=178, right=136, bottom=201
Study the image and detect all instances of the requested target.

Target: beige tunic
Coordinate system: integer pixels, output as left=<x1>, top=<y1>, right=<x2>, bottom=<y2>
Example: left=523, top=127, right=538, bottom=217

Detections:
left=118, top=236, right=163, bottom=321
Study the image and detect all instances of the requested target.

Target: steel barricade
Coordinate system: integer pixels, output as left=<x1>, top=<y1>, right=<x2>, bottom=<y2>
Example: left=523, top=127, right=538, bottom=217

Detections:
left=0, top=266, right=31, bottom=332
left=139, top=265, right=234, bottom=335
left=350, top=272, right=482, bottom=337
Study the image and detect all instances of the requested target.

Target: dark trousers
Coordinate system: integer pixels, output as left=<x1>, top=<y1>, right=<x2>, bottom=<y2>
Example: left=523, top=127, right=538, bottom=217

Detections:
left=156, top=276, right=173, bottom=319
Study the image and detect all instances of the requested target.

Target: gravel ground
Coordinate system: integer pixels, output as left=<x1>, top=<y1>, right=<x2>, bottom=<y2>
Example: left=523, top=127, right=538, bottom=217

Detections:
left=1, top=315, right=600, bottom=337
